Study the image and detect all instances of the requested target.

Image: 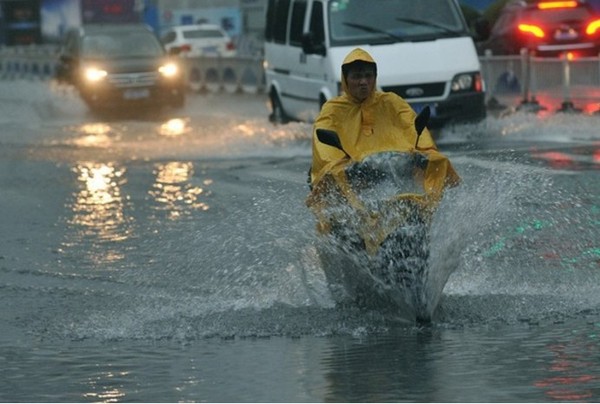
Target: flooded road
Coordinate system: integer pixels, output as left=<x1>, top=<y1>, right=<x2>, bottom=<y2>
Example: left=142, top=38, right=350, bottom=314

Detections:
left=0, top=80, right=599, bottom=402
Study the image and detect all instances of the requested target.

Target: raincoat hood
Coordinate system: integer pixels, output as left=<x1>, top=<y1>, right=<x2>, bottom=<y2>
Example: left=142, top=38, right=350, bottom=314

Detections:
left=341, top=48, right=377, bottom=98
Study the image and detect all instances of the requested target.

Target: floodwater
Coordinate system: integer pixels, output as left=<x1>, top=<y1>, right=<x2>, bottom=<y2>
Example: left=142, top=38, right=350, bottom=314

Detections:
left=0, top=80, right=599, bottom=402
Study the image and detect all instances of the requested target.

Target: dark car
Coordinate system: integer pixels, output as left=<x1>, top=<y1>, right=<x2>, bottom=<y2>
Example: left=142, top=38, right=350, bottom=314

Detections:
left=476, top=0, right=600, bottom=57
left=55, top=24, right=186, bottom=112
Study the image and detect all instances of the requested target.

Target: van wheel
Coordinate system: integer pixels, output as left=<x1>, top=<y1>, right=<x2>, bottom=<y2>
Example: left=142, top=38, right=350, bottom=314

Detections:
left=269, top=91, right=288, bottom=124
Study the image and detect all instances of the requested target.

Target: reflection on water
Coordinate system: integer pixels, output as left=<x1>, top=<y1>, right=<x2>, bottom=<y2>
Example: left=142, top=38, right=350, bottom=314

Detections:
left=60, top=117, right=210, bottom=264
left=150, top=161, right=210, bottom=220
left=83, top=371, right=129, bottom=403
left=234, top=121, right=308, bottom=144
left=72, top=122, right=118, bottom=148
left=535, top=339, right=599, bottom=401
left=70, top=162, right=129, bottom=240
left=158, top=118, right=191, bottom=137
left=530, top=146, right=600, bottom=171
left=64, top=161, right=133, bottom=265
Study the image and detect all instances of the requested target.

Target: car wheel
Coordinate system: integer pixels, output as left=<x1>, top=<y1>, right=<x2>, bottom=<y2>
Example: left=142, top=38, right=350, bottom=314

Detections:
left=269, top=90, right=288, bottom=124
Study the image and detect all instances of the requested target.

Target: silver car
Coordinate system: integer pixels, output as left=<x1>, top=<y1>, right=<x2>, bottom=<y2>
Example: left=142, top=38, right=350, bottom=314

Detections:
left=161, top=24, right=236, bottom=57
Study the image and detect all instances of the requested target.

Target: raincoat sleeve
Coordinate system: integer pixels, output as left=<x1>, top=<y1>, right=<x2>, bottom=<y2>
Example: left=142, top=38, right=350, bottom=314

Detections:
left=387, top=94, right=461, bottom=188
left=310, top=101, right=349, bottom=186
left=389, top=94, right=437, bottom=151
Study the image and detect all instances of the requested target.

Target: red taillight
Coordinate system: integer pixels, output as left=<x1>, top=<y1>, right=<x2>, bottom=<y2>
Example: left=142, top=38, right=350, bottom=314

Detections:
left=179, top=44, right=192, bottom=53
left=474, top=73, right=483, bottom=92
left=537, top=1, right=578, bottom=9
left=226, top=41, right=236, bottom=51
left=518, top=23, right=546, bottom=38
left=586, top=19, right=600, bottom=36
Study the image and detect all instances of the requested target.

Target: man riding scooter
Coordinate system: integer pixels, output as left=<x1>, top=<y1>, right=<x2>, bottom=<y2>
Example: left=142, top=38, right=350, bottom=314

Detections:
left=307, top=48, right=460, bottom=246
left=305, top=48, right=461, bottom=321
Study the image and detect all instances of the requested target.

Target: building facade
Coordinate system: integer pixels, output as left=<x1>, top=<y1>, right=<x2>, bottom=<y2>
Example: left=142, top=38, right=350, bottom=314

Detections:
left=0, top=0, right=41, bottom=45
left=0, top=0, right=268, bottom=47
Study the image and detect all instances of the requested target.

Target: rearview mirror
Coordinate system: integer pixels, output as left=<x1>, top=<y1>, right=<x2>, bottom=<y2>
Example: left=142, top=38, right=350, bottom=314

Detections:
left=414, top=106, right=431, bottom=136
left=316, top=128, right=343, bottom=150
left=316, top=128, right=351, bottom=158
left=414, top=106, right=431, bottom=149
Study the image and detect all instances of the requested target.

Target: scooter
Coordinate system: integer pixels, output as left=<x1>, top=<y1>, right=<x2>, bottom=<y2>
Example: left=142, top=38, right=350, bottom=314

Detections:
left=307, top=107, right=453, bottom=323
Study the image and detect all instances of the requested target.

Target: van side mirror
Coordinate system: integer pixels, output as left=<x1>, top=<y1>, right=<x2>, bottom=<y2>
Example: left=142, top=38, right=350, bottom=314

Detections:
left=301, top=32, right=326, bottom=56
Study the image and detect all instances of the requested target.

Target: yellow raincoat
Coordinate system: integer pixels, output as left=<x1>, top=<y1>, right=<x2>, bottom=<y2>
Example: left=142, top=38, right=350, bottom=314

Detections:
left=306, top=48, right=460, bottom=254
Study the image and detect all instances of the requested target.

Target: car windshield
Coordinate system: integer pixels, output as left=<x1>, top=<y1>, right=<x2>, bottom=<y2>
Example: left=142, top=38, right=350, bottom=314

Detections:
left=183, top=29, right=225, bottom=39
left=328, top=0, right=468, bottom=46
left=82, top=32, right=164, bottom=58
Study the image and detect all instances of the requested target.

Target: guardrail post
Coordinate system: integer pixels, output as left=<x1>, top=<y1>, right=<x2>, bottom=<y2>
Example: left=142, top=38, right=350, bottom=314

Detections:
left=529, top=54, right=539, bottom=104
left=557, top=52, right=581, bottom=113
left=596, top=52, right=600, bottom=115
left=483, top=49, right=506, bottom=111
left=520, top=48, right=529, bottom=103
left=517, top=47, right=544, bottom=112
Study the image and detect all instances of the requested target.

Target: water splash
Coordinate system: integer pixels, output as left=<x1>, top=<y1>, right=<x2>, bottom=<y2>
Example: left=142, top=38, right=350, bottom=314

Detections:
left=434, top=118, right=600, bottom=325
left=8, top=80, right=599, bottom=339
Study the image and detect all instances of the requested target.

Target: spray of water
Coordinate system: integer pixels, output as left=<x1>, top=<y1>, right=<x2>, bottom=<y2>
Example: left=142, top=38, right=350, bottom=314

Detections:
left=13, top=79, right=597, bottom=338
left=433, top=113, right=600, bottom=324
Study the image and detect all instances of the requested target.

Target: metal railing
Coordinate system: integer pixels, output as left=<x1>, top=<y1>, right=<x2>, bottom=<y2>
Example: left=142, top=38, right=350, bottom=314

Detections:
left=480, top=49, right=600, bottom=113
left=0, top=44, right=266, bottom=93
left=2, top=44, right=600, bottom=113
left=183, top=56, right=265, bottom=94
left=0, top=44, right=59, bottom=80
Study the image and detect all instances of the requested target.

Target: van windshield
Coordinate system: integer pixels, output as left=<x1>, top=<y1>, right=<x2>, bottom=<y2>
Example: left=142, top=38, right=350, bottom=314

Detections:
left=328, top=0, right=468, bottom=46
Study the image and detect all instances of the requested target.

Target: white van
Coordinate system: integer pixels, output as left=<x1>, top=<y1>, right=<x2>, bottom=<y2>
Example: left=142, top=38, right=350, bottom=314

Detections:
left=264, top=0, right=486, bottom=127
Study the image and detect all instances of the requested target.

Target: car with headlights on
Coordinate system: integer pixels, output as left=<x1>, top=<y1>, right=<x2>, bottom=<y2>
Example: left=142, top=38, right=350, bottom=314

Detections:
left=476, top=0, right=600, bottom=57
left=55, top=24, right=186, bottom=112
